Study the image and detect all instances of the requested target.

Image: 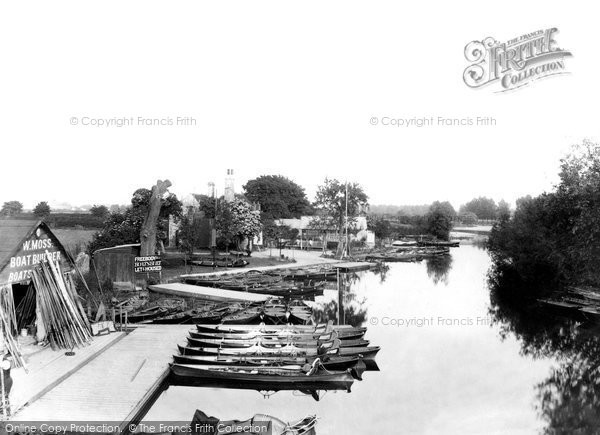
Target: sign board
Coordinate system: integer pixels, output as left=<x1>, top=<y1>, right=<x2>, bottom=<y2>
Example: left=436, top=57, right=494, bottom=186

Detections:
left=1, top=226, right=70, bottom=285
left=134, top=256, right=162, bottom=273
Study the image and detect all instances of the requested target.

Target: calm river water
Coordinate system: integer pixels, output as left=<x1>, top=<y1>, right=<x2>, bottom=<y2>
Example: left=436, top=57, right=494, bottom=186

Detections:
left=145, top=246, right=570, bottom=434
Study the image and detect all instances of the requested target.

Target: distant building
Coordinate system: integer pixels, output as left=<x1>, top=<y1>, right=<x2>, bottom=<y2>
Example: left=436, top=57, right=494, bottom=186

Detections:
left=224, top=169, right=235, bottom=202
left=276, top=216, right=375, bottom=249
left=181, top=194, right=200, bottom=213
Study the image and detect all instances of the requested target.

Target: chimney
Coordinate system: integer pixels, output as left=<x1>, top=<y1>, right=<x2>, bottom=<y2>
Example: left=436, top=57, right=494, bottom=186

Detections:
left=224, top=169, right=235, bottom=202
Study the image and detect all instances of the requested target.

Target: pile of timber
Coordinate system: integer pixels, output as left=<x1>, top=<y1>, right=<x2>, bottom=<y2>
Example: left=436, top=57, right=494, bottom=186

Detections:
left=30, top=254, right=92, bottom=350
left=0, top=285, right=26, bottom=368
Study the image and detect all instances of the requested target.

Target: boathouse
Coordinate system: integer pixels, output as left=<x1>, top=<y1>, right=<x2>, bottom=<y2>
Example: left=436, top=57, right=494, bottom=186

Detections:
left=0, top=219, right=73, bottom=290
left=0, top=219, right=78, bottom=346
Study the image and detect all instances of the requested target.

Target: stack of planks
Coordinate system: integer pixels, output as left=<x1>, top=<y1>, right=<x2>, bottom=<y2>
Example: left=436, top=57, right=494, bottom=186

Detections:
left=0, top=284, right=26, bottom=368
left=30, top=252, right=92, bottom=350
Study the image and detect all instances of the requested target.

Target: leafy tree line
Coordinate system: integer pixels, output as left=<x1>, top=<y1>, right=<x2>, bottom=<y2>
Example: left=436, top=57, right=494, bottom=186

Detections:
left=182, top=176, right=369, bottom=254
left=0, top=201, right=110, bottom=228
left=367, top=201, right=457, bottom=242
left=0, top=201, right=24, bottom=216
left=459, top=197, right=510, bottom=221
left=87, top=188, right=183, bottom=253
left=488, top=140, right=600, bottom=290
left=243, top=175, right=313, bottom=219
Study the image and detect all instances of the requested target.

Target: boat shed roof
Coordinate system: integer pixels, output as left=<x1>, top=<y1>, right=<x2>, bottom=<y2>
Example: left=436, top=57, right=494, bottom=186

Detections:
left=0, top=219, right=44, bottom=271
left=0, top=219, right=73, bottom=285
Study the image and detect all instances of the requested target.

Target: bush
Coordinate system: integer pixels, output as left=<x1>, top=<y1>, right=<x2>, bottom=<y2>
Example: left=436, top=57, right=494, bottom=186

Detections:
left=45, top=213, right=105, bottom=229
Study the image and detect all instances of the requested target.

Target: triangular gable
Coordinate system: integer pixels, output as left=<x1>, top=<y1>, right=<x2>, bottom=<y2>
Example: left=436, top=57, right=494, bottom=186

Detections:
left=0, top=220, right=74, bottom=285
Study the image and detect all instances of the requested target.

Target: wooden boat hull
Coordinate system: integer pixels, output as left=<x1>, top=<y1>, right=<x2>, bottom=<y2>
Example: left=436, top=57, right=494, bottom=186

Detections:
left=338, top=346, right=380, bottom=370
left=221, top=312, right=263, bottom=324
left=169, top=364, right=355, bottom=391
left=177, top=344, right=331, bottom=358
left=146, top=313, right=193, bottom=324
left=172, top=353, right=364, bottom=371
left=194, top=324, right=367, bottom=340
left=186, top=336, right=369, bottom=349
left=127, top=308, right=171, bottom=323
left=288, top=311, right=312, bottom=324
left=170, top=360, right=366, bottom=381
left=188, top=330, right=337, bottom=341
left=189, top=313, right=224, bottom=324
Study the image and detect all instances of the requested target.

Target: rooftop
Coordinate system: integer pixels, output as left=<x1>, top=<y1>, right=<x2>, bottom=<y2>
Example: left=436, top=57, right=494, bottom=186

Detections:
left=0, top=218, right=41, bottom=271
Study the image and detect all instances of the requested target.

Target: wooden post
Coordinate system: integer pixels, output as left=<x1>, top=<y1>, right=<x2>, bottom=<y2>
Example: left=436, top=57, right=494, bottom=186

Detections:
left=140, top=180, right=172, bottom=256
left=336, top=268, right=341, bottom=326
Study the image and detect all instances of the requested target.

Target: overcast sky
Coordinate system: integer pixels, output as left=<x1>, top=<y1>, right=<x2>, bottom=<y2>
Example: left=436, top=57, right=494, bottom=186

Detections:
left=0, top=1, right=597, bottom=211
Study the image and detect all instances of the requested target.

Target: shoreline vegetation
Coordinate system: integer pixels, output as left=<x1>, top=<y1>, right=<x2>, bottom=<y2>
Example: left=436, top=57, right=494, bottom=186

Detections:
left=487, top=140, right=600, bottom=297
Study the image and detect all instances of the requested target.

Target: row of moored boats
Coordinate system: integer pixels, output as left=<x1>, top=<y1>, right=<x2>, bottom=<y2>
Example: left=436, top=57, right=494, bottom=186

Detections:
left=170, top=322, right=380, bottom=395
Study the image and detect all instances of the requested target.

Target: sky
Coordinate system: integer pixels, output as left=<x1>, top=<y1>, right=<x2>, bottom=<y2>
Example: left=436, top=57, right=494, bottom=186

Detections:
left=0, top=1, right=597, bottom=211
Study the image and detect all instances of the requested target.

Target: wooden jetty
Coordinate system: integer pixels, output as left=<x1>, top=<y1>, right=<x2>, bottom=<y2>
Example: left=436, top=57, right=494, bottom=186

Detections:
left=12, top=325, right=190, bottom=429
left=333, top=262, right=377, bottom=272
left=10, top=331, right=126, bottom=414
left=148, top=282, right=275, bottom=302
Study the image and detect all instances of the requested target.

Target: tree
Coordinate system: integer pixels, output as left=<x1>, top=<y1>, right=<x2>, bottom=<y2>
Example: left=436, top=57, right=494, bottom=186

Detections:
left=488, top=140, right=600, bottom=289
left=367, top=215, right=392, bottom=243
left=0, top=201, right=23, bottom=216
left=178, top=214, right=205, bottom=256
left=263, top=221, right=299, bottom=257
left=425, top=201, right=456, bottom=241
left=33, top=201, right=51, bottom=218
left=90, top=205, right=109, bottom=219
left=215, top=199, right=262, bottom=251
left=497, top=199, right=511, bottom=220
left=192, top=194, right=218, bottom=218
left=140, top=180, right=172, bottom=256
left=515, top=195, right=533, bottom=210
left=243, top=175, right=312, bottom=219
left=460, top=197, right=498, bottom=220
left=312, top=178, right=369, bottom=256
left=109, top=204, right=126, bottom=214
left=87, top=185, right=183, bottom=254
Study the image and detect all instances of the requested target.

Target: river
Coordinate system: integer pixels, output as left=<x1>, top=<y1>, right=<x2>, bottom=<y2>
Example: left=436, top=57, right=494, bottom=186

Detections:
left=145, top=245, right=576, bottom=434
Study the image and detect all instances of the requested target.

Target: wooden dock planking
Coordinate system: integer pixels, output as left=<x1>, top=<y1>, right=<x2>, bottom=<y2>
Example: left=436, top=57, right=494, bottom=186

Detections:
left=333, top=262, right=377, bottom=272
left=13, top=325, right=190, bottom=426
left=10, top=332, right=126, bottom=414
left=148, top=282, right=275, bottom=302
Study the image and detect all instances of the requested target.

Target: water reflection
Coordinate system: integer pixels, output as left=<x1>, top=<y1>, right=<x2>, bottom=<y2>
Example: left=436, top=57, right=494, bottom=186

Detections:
left=312, top=275, right=368, bottom=327
left=371, top=263, right=390, bottom=284
left=488, top=269, right=600, bottom=434
left=425, top=255, right=453, bottom=286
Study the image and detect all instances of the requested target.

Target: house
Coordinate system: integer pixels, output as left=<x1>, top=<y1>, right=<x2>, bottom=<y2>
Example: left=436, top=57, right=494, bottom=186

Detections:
left=276, top=216, right=375, bottom=249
